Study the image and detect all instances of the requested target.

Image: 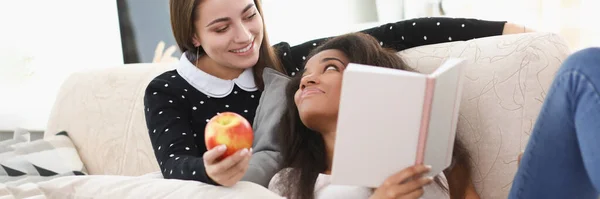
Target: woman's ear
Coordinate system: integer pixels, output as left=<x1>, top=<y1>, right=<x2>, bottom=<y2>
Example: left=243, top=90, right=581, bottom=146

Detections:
left=192, top=34, right=201, bottom=47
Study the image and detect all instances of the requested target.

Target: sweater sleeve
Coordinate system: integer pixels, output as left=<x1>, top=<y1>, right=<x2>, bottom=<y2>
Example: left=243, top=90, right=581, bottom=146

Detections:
left=358, top=17, right=506, bottom=51
left=144, top=78, right=218, bottom=185
left=273, top=17, right=506, bottom=74
left=272, top=41, right=316, bottom=77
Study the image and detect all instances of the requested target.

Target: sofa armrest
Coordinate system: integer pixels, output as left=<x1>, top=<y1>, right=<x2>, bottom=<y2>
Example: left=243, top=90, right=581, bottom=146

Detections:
left=44, top=63, right=173, bottom=176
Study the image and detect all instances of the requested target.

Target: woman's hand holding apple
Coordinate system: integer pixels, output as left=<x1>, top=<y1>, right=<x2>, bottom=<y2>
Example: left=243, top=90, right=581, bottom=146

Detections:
left=203, top=145, right=252, bottom=186
left=203, top=112, right=254, bottom=186
left=369, top=165, right=434, bottom=199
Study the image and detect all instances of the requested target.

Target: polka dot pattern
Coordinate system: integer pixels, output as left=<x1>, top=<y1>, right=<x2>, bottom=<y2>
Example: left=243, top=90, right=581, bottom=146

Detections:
left=146, top=70, right=261, bottom=184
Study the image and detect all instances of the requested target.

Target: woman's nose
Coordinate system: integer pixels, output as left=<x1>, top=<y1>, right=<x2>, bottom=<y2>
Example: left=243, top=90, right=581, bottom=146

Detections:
left=301, top=75, right=319, bottom=88
left=234, top=24, right=252, bottom=43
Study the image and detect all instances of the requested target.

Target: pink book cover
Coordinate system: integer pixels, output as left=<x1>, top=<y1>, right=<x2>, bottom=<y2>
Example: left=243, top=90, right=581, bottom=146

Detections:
left=331, top=58, right=466, bottom=188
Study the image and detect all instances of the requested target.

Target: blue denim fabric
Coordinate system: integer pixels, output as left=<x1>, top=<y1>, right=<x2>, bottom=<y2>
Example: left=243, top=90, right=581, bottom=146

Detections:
left=509, top=48, right=600, bottom=199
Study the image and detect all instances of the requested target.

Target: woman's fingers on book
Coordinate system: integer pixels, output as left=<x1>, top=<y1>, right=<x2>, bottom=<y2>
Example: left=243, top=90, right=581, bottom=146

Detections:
left=399, top=188, right=426, bottom=199
left=384, top=165, right=432, bottom=186
left=383, top=177, right=432, bottom=198
left=373, top=175, right=431, bottom=199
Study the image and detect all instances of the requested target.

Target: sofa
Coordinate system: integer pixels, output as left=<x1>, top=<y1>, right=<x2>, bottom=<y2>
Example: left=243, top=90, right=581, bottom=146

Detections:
left=0, top=32, right=571, bottom=198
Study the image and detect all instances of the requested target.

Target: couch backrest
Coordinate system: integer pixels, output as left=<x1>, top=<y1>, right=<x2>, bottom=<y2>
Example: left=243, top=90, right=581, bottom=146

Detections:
left=397, top=32, right=570, bottom=198
left=44, top=63, right=173, bottom=176
left=44, top=32, right=571, bottom=199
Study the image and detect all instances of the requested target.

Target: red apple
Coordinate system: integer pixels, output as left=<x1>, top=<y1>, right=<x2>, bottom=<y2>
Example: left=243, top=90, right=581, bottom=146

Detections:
left=205, top=112, right=253, bottom=160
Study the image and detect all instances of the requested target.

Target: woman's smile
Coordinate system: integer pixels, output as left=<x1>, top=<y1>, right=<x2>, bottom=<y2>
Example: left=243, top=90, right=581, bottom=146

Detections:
left=300, top=87, right=325, bottom=100
left=229, top=39, right=255, bottom=55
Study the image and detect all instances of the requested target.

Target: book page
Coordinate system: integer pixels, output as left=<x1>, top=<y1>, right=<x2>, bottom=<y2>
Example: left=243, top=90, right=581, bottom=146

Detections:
left=422, top=58, right=466, bottom=176
left=331, top=63, right=427, bottom=188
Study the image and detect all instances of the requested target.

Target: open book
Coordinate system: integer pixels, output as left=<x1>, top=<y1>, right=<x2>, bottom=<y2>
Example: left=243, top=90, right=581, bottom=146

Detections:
left=331, top=58, right=466, bottom=188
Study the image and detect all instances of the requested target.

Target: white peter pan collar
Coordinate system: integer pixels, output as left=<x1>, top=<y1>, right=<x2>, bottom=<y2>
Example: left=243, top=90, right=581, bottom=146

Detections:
left=176, top=52, right=257, bottom=98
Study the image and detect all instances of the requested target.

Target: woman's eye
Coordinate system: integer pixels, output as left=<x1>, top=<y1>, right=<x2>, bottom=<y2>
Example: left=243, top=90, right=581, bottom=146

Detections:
left=246, top=13, right=257, bottom=20
left=325, top=65, right=339, bottom=71
left=216, top=26, right=229, bottom=33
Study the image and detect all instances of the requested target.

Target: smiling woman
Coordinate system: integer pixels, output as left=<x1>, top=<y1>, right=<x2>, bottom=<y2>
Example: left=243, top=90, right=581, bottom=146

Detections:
left=145, top=0, right=279, bottom=187
left=192, top=1, right=271, bottom=80
left=294, top=50, right=350, bottom=131
left=272, top=33, right=453, bottom=199
left=170, top=0, right=282, bottom=87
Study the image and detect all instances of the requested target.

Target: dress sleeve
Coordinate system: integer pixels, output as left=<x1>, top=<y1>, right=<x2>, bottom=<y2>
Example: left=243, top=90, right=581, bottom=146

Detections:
left=272, top=17, right=506, bottom=75
left=144, top=78, right=219, bottom=185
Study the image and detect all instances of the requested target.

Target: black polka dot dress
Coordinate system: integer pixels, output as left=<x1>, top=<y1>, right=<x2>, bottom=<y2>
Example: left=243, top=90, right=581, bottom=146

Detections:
left=143, top=17, right=506, bottom=185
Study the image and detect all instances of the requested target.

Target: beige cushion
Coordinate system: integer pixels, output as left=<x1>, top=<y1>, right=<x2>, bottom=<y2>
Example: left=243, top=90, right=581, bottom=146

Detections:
left=44, top=63, right=173, bottom=176
left=397, top=32, right=571, bottom=198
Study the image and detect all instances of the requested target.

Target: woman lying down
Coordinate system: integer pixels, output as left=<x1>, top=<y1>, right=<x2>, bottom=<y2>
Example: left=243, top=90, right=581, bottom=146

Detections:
left=268, top=32, right=477, bottom=199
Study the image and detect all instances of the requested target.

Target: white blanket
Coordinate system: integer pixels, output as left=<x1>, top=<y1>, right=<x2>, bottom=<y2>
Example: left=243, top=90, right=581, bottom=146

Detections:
left=0, top=174, right=284, bottom=199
